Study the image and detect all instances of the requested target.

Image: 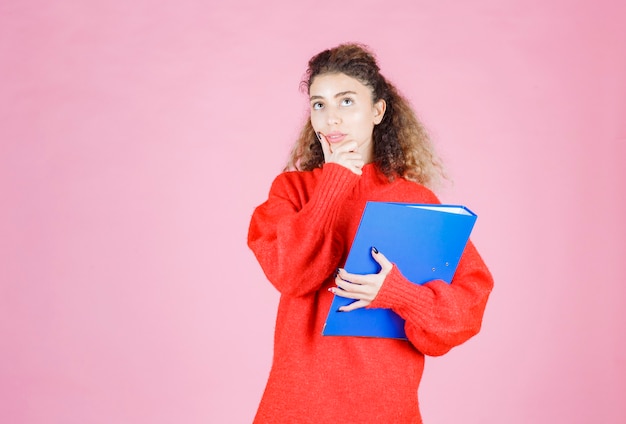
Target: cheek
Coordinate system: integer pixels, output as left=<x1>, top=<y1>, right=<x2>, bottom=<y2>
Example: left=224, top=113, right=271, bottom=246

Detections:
left=350, top=111, right=375, bottom=129
left=309, top=113, right=323, bottom=130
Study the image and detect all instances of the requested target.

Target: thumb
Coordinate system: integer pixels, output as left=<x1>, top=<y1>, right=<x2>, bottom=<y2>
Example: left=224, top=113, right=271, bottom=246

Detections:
left=371, top=247, right=393, bottom=272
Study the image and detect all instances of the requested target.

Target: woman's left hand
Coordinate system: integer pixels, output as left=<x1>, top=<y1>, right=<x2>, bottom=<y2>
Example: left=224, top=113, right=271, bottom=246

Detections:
left=330, top=248, right=393, bottom=312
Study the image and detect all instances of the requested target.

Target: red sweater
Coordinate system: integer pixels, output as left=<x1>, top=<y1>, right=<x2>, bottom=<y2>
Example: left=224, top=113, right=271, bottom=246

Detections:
left=248, top=163, right=493, bottom=423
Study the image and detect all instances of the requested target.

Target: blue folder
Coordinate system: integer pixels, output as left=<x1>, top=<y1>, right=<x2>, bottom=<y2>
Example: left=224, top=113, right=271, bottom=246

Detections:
left=322, top=202, right=477, bottom=339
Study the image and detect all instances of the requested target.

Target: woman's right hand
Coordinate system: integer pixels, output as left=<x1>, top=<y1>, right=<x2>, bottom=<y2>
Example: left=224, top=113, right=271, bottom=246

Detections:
left=318, top=132, right=364, bottom=175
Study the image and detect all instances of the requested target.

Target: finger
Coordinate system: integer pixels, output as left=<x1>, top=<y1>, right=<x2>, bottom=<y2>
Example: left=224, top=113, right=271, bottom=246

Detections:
left=350, top=157, right=365, bottom=170
left=332, top=140, right=359, bottom=153
left=317, top=132, right=333, bottom=159
left=336, top=270, right=373, bottom=290
left=336, top=268, right=364, bottom=286
left=330, top=285, right=363, bottom=299
left=339, top=151, right=364, bottom=162
left=339, top=299, right=369, bottom=312
left=371, top=247, right=393, bottom=272
left=334, top=280, right=370, bottom=297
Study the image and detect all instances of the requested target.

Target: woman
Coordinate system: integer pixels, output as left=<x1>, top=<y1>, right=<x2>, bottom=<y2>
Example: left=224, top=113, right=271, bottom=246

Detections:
left=248, top=43, right=493, bottom=423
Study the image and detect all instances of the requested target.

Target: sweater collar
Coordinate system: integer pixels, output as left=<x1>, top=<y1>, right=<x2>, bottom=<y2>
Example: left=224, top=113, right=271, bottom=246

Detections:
left=358, top=162, right=391, bottom=189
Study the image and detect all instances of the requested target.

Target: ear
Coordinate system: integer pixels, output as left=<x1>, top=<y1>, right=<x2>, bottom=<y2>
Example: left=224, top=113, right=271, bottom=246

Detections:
left=373, top=99, right=386, bottom=125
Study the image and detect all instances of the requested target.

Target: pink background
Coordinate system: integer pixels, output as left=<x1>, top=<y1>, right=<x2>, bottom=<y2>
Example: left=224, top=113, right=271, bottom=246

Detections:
left=1, top=0, right=625, bottom=422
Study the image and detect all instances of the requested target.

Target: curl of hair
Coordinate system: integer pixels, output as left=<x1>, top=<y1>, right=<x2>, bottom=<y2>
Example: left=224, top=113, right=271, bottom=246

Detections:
left=285, top=43, right=445, bottom=189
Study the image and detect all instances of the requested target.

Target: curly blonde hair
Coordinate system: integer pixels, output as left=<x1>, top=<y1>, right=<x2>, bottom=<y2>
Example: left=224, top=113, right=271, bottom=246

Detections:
left=285, top=43, right=445, bottom=189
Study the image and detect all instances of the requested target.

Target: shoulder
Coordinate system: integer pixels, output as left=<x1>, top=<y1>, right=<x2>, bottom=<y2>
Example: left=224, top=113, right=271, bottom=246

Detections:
left=266, top=167, right=322, bottom=203
left=270, top=167, right=320, bottom=190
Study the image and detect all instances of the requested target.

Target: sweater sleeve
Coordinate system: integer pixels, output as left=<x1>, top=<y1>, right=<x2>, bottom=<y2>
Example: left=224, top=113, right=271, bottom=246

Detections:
left=369, top=240, right=493, bottom=356
left=248, top=164, right=360, bottom=297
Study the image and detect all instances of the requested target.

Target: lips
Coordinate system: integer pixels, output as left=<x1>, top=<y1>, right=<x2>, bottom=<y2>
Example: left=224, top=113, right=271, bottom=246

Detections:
left=324, top=132, right=346, bottom=144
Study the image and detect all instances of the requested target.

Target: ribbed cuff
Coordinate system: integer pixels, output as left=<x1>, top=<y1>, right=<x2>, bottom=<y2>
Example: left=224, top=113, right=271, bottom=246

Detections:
left=369, top=265, right=435, bottom=317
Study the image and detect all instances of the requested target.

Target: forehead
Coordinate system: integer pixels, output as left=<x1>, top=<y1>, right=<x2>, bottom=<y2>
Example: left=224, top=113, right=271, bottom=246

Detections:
left=309, top=72, right=372, bottom=97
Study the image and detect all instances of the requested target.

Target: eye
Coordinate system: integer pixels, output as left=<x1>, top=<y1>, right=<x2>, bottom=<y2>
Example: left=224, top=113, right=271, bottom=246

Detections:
left=341, top=97, right=353, bottom=106
left=312, top=102, right=324, bottom=110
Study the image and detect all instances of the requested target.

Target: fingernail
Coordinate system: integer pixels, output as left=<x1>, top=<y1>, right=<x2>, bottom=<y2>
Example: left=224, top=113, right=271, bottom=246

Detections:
left=328, top=287, right=334, bottom=293
left=316, top=132, right=322, bottom=141
left=372, top=246, right=379, bottom=254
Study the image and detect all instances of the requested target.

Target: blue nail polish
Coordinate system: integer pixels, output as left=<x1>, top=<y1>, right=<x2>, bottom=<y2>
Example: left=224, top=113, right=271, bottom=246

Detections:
left=372, top=246, right=379, bottom=254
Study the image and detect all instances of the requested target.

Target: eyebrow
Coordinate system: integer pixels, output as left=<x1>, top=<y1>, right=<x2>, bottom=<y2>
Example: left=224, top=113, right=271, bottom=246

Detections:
left=310, top=90, right=357, bottom=101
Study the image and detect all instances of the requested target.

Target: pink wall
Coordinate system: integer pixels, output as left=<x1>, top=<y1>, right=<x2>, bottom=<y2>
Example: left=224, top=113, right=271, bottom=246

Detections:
left=1, top=1, right=625, bottom=422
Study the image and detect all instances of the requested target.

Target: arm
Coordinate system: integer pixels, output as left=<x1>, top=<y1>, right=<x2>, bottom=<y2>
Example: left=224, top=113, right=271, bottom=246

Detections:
left=248, top=164, right=359, bottom=297
left=331, top=241, right=493, bottom=354
left=371, top=240, right=493, bottom=355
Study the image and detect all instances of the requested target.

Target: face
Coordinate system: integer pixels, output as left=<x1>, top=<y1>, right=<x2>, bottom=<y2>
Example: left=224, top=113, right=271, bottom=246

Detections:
left=309, top=73, right=386, bottom=163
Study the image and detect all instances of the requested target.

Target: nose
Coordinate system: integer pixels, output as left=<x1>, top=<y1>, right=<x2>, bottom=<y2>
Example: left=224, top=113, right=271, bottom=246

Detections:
left=327, top=108, right=341, bottom=125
